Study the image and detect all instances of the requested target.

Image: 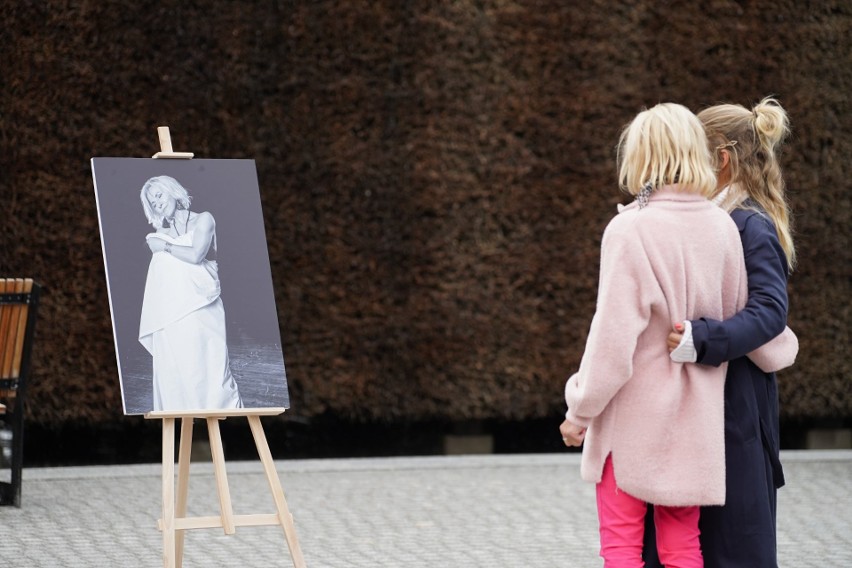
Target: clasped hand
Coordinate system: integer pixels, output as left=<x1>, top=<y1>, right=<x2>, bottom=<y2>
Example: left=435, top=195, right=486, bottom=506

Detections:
left=147, top=238, right=167, bottom=253
left=560, top=419, right=586, bottom=447
left=667, top=322, right=685, bottom=352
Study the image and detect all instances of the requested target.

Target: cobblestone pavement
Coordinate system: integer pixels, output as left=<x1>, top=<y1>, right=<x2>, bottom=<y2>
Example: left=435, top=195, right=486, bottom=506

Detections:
left=0, top=450, right=850, bottom=567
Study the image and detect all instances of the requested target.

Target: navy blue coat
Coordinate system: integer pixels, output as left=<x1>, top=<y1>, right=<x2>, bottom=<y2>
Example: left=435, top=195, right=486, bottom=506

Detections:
left=644, top=205, right=789, bottom=568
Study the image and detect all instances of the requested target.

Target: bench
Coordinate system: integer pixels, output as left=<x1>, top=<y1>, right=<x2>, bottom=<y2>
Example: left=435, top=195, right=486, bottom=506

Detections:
left=0, top=278, right=42, bottom=507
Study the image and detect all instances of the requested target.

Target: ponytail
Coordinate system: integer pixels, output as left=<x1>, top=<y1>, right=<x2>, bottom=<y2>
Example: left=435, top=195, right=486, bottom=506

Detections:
left=751, top=97, right=795, bottom=270
left=698, top=97, right=796, bottom=271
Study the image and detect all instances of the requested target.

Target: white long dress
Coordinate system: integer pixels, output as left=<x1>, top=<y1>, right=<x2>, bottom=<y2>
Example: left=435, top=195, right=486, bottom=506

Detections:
left=139, top=230, right=242, bottom=412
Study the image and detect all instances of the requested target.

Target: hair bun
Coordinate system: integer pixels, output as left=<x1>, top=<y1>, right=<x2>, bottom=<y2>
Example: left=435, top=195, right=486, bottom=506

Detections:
left=752, top=97, right=790, bottom=148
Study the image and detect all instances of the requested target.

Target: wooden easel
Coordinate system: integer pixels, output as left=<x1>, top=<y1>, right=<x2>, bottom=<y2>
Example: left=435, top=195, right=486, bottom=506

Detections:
left=147, top=410, right=305, bottom=568
left=146, top=128, right=305, bottom=568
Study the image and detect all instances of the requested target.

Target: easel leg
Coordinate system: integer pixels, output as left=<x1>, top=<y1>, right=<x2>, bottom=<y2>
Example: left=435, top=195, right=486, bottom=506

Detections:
left=207, top=417, right=236, bottom=534
left=175, top=418, right=194, bottom=567
left=248, top=415, right=306, bottom=568
left=161, top=417, right=177, bottom=568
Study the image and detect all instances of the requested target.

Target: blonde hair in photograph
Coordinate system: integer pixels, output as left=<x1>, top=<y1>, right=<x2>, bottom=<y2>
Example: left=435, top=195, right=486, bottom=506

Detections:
left=140, top=175, right=193, bottom=229
left=698, top=97, right=795, bottom=270
left=617, top=102, right=717, bottom=198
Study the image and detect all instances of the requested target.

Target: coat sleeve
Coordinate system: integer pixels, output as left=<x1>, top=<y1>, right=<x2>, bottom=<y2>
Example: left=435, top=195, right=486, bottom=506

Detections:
left=747, top=325, right=799, bottom=373
left=690, top=210, right=790, bottom=367
left=564, top=221, right=663, bottom=427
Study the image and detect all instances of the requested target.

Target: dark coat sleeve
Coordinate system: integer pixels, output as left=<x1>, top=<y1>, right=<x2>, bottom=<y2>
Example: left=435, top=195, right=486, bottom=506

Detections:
left=691, top=208, right=790, bottom=367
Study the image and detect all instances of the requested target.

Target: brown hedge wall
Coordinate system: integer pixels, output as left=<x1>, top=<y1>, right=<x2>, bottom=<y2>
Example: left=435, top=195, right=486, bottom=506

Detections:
left=1, top=1, right=849, bottom=427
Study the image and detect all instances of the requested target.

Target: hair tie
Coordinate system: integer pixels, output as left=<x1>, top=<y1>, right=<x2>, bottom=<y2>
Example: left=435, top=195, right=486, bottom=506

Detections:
left=637, top=182, right=654, bottom=209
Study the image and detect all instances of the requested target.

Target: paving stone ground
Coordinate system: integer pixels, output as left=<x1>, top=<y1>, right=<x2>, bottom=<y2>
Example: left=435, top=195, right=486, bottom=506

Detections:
left=0, top=450, right=850, bottom=567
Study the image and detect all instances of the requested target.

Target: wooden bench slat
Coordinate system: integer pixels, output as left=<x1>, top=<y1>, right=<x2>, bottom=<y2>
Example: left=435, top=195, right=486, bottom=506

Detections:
left=0, top=279, right=32, bottom=383
left=10, top=279, right=33, bottom=380
left=0, top=279, right=15, bottom=380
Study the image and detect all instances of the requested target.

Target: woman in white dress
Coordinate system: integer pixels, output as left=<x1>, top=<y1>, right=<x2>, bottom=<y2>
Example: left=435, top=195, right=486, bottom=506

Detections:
left=138, top=175, right=243, bottom=411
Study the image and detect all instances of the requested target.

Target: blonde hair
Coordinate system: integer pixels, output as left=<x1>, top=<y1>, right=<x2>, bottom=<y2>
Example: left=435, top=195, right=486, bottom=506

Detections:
left=617, top=102, right=717, bottom=198
left=140, top=175, right=192, bottom=229
left=698, top=97, right=795, bottom=270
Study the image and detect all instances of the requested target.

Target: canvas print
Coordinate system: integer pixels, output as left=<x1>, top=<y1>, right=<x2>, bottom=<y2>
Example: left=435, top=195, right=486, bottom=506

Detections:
left=91, top=158, right=289, bottom=414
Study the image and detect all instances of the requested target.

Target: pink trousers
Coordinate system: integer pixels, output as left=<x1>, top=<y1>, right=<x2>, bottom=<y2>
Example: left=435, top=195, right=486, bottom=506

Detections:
left=596, top=456, right=702, bottom=568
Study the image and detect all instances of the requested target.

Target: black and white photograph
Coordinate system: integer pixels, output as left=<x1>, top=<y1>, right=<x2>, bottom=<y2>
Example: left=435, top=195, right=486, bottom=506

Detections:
left=91, top=158, right=289, bottom=414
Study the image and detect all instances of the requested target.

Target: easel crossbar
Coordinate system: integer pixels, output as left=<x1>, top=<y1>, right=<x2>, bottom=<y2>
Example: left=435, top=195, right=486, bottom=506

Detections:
left=159, top=513, right=282, bottom=531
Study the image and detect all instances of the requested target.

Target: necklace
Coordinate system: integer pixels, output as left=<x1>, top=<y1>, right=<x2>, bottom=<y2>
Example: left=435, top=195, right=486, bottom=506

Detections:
left=165, top=211, right=190, bottom=236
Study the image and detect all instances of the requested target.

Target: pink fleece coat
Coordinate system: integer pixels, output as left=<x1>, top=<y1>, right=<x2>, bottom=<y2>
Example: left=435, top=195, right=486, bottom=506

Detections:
left=565, top=186, right=747, bottom=507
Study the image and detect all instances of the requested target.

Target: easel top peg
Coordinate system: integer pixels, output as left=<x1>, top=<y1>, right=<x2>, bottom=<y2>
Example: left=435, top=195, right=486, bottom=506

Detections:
left=152, top=126, right=194, bottom=159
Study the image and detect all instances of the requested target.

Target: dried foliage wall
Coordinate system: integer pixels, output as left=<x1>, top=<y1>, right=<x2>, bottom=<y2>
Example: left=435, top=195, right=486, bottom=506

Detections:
left=1, top=1, right=849, bottom=429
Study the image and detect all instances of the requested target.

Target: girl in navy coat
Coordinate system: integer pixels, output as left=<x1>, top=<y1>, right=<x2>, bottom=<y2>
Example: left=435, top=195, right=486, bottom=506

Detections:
left=645, top=97, right=795, bottom=568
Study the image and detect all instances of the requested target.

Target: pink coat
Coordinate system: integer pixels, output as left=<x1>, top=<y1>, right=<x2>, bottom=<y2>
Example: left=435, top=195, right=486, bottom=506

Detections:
left=565, top=186, right=748, bottom=507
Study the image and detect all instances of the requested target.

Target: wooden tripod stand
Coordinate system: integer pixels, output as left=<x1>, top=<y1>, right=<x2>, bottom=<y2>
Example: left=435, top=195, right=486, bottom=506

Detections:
left=148, top=409, right=306, bottom=568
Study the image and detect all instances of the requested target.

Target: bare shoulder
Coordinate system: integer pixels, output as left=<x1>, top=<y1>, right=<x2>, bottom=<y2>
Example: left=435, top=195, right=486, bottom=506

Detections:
left=191, top=211, right=215, bottom=230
